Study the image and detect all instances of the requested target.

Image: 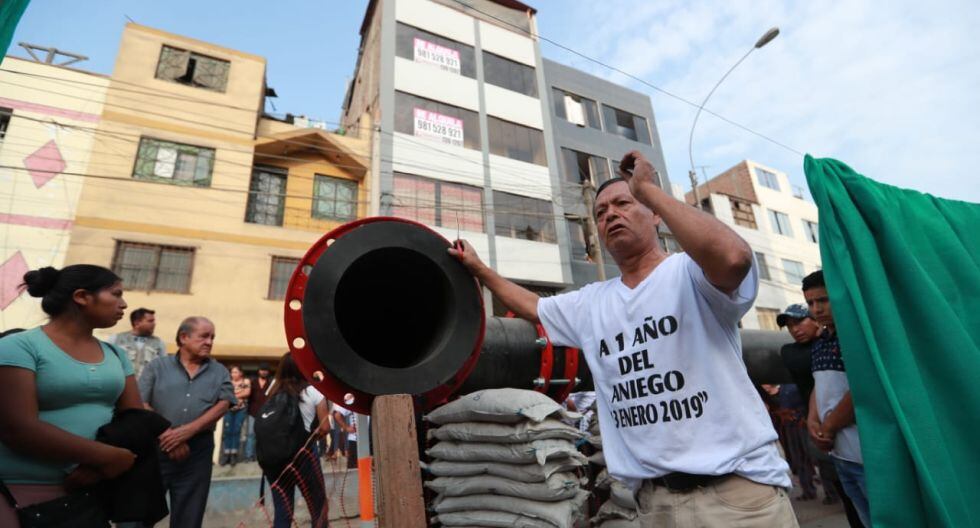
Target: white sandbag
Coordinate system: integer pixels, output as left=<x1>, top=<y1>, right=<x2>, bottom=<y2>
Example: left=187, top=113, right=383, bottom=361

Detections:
left=426, top=388, right=581, bottom=425
left=588, top=450, right=606, bottom=467
left=609, top=480, right=638, bottom=510
left=594, top=468, right=613, bottom=491
left=433, top=510, right=553, bottom=528
left=428, top=418, right=586, bottom=444
left=425, top=472, right=580, bottom=502
left=427, top=439, right=587, bottom=466
left=599, top=519, right=643, bottom=528
left=587, top=434, right=603, bottom=449
left=422, top=459, right=585, bottom=483
left=590, top=499, right=638, bottom=523
left=433, top=490, right=588, bottom=528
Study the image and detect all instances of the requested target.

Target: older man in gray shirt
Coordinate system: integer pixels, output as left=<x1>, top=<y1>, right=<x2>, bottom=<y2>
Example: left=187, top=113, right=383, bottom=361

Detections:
left=138, top=316, right=234, bottom=528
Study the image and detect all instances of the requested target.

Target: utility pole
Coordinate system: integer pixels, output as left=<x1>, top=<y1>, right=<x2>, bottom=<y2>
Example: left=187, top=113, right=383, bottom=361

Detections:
left=689, top=169, right=702, bottom=210
left=580, top=179, right=606, bottom=281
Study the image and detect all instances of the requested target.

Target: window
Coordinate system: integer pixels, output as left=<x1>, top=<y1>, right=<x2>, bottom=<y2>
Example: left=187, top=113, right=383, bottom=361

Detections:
left=552, top=88, right=600, bottom=129
left=392, top=172, right=484, bottom=232
left=783, top=259, right=805, bottom=286
left=487, top=116, right=546, bottom=165
left=755, top=252, right=771, bottom=281
left=561, top=148, right=610, bottom=185
left=313, top=174, right=358, bottom=221
left=268, top=256, right=300, bottom=300
left=567, top=219, right=589, bottom=261
left=133, top=137, right=214, bottom=186
left=601, top=104, right=651, bottom=144
left=155, top=45, right=230, bottom=92
left=395, top=23, right=476, bottom=78
left=0, top=107, right=11, bottom=141
left=768, top=209, right=793, bottom=237
left=493, top=191, right=555, bottom=243
left=482, top=51, right=537, bottom=97
left=757, top=308, right=780, bottom=331
left=394, top=91, right=481, bottom=150
left=756, top=167, right=780, bottom=191
left=803, top=220, right=819, bottom=243
left=246, top=166, right=288, bottom=226
left=730, top=198, right=757, bottom=229
left=112, top=241, right=194, bottom=293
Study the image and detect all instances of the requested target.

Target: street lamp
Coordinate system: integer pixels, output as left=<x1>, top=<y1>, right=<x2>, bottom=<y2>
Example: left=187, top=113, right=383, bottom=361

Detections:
left=687, top=27, right=780, bottom=210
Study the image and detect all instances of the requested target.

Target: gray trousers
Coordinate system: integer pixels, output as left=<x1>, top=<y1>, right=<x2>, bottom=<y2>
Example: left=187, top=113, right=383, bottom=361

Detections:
left=158, top=434, right=214, bottom=528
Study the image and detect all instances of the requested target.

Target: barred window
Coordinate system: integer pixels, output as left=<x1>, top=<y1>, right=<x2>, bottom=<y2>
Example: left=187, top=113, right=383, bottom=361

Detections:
left=112, top=241, right=194, bottom=293
left=493, top=191, right=555, bottom=243
left=268, top=256, right=300, bottom=300
left=313, top=174, right=358, bottom=222
left=730, top=197, right=757, bottom=229
left=133, top=137, right=214, bottom=187
left=246, top=166, right=288, bottom=226
left=155, top=45, right=230, bottom=92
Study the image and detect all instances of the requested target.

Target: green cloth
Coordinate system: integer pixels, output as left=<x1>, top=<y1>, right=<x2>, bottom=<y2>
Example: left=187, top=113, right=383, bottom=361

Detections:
left=805, top=155, right=980, bottom=527
left=0, top=327, right=134, bottom=484
left=0, top=0, right=29, bottom=65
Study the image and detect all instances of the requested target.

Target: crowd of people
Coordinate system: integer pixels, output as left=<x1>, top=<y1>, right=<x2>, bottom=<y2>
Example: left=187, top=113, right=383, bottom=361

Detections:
left=0, top=265, right=357, bottom=528
left=1, top=150, right=877, bottom=528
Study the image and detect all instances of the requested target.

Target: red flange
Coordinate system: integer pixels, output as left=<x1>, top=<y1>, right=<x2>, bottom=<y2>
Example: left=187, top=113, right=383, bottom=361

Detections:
left=283, top=217, right=485, bottom=415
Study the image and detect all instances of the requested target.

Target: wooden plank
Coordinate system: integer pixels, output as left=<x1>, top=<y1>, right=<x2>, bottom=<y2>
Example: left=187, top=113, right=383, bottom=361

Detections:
left=371, top=394, right=426, bottom=528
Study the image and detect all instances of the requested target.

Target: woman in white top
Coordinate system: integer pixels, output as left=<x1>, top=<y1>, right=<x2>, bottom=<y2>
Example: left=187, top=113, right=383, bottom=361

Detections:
left=264, top=354, right=330, bottom=528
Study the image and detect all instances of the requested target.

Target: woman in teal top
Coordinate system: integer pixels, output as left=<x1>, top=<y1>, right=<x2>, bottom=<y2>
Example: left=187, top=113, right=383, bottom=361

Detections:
left=0, top=264, right=142, bottom=526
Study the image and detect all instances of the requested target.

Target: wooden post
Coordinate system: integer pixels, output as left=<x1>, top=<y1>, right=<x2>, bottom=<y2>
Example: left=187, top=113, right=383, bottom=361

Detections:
left=370, top=394, right=426, bottom=528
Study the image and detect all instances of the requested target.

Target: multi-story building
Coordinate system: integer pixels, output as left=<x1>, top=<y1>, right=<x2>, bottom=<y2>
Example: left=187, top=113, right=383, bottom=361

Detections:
left=342, top=0, right=572, bottom=306
left=543, top=58, right=669, bottom=286
left=61, top=24, right=371, bottom=363
left=687, top=160, right=822, bottom=330
left=0, top=53, right=109, bottom=330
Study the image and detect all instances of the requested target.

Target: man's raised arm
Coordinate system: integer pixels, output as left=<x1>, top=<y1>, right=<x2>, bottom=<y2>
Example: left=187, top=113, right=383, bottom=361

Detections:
left=620, top=151, right=753, bottom=294
left=448, top=241, right=540, bottom=322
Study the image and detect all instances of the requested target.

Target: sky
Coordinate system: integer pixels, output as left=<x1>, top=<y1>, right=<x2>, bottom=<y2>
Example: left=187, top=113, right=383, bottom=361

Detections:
left=9, top=0, right=980, bottom=202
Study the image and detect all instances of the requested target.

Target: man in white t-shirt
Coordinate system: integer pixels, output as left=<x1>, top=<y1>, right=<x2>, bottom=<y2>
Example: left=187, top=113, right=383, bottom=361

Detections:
left=333, top=406, right=359, bottom=470
left=450, top=151, right=796, bottom=527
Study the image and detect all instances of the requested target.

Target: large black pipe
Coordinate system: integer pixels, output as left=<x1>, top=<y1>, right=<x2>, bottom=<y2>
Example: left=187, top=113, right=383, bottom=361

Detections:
left=288, top=218, right=798, bottom=414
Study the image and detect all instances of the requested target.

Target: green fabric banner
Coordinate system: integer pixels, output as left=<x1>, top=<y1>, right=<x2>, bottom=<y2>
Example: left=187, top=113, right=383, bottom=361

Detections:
left=0, top=0, right=30, bottom=65
left=805, top=155, right=980, bottom=527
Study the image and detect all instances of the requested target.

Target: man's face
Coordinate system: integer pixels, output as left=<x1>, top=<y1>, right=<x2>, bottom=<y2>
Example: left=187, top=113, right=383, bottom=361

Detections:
left=134, top=313, right=156, bottom=336
left=181, top=320, right=215, bottom=360
left=804, top=286, right=834, bottom=328
left=594, top=181, right=661, bottom=261
left=258, top=368, right=270, bottom=379
left=785, top=317, right=821, bottom=343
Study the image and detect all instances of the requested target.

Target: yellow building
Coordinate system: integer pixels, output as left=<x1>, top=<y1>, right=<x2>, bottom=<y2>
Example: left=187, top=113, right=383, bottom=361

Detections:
left=0, top=54, right=109, bottom=330
left=63, top=24, right=371, bottom=363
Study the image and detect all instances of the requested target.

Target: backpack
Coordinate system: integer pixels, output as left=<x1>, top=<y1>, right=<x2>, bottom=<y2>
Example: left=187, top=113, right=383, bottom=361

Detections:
left=254, top=391, right=308, bottom=480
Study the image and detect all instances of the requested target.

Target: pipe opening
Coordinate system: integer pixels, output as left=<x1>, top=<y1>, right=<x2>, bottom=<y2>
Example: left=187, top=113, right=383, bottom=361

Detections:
left=335, top=247, right=453, bottom=369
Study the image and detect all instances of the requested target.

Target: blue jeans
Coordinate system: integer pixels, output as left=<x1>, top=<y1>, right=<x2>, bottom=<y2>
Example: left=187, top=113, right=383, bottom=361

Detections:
left=244, top=415, right=257, bottom=460
left=221, top=408, right=247, bottom=454
left=270, top=444, right=326, bottom=528
left=833, top=457, right=870, bottom=527
left=159, top=434, right=215, bottom=528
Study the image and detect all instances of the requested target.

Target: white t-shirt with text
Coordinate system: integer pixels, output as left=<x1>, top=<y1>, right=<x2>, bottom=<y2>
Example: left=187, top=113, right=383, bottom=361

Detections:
left=538, top=253, right=790, bottom=490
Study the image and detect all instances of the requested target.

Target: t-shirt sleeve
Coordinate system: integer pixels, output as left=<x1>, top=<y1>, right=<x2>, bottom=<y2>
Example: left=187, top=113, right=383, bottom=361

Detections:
left=0, top=333, right=38, bottom=372
left=217, top=369, right=237, bottom=405
left=537, top=288, right=589, bottom=348
left=684, top=252, right=758, bottom=324
left=304, top=385, right=325, bottom=406
left=105, top=342, right=135, bottom=376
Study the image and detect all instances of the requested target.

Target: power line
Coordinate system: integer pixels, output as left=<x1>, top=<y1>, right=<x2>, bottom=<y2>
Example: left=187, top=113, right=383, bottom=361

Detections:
left=449, top=0, right=804, bottom=157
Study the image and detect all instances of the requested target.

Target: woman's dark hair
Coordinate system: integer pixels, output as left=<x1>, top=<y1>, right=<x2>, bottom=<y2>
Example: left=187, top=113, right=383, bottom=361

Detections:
left=268, top=352, right=308, bottom=398
left=22, top=265, right=121, bottom=317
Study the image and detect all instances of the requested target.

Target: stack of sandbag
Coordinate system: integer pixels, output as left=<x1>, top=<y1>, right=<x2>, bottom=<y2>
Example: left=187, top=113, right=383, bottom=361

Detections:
left=585, top=406, right=640, bottom=528
left=424, top=388, right=591, bottom=528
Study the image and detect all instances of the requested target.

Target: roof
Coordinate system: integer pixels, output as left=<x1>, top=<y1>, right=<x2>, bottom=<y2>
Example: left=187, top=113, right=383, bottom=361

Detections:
left=359, top=0, right=536, bottom=36
left=254, top=128, right=369, bottom=174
